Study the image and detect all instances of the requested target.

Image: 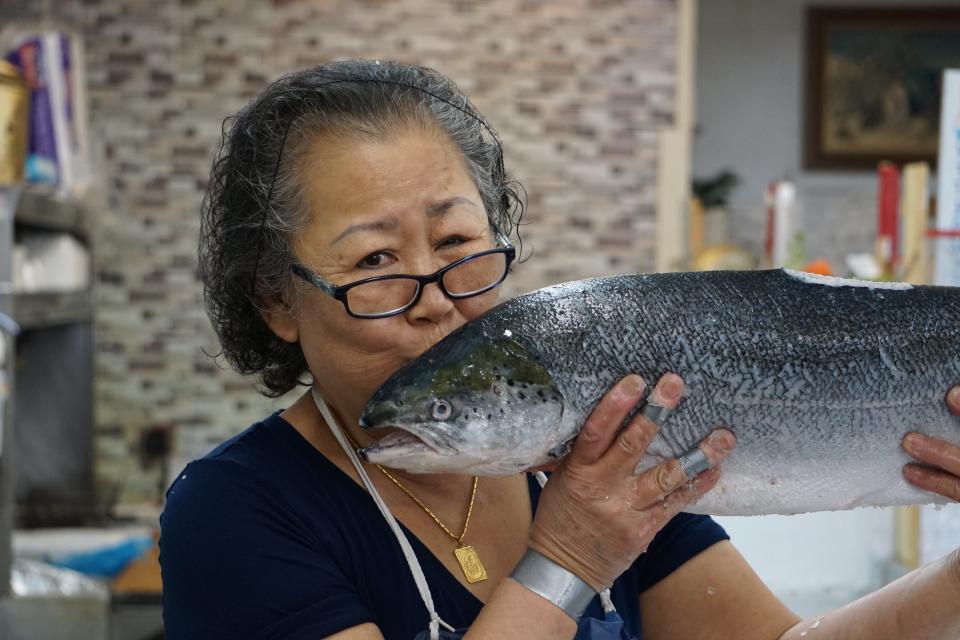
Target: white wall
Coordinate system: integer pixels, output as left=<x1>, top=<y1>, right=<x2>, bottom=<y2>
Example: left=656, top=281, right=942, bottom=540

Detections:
left=714, top=510, right=896, bottom=617
left=695, top=0, right=960, bottom=617
left=695, top=0, right=960, bottom=268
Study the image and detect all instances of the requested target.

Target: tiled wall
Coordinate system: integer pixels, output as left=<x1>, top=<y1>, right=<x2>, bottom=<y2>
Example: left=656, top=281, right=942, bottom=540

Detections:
left=4, top=0, right=680, bottom=505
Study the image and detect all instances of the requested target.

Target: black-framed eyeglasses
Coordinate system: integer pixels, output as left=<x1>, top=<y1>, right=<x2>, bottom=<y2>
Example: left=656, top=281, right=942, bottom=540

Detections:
left=290, top=230, right=515, bottom=319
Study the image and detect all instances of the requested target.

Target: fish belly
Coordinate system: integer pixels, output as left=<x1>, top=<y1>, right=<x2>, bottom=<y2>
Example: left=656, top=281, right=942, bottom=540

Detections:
left=640, top=404, right=957, bottom=516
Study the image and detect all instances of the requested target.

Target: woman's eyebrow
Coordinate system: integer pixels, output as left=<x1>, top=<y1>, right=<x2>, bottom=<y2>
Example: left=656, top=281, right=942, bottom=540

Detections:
left=330, top=217, right=399, bottom=245
left=330, top=197, right=477, bottom=245
left=426, top=196, right=476, bottom=217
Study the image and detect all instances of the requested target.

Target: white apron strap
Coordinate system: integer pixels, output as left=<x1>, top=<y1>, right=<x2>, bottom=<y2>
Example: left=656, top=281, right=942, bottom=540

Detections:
left=311, top=388, right=454, bottom=640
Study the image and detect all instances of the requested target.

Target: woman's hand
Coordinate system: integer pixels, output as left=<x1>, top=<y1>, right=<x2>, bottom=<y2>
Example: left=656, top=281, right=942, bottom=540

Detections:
left=527, top=373, right=736, bottom=591
left=901, top=387, right=960, bottom=502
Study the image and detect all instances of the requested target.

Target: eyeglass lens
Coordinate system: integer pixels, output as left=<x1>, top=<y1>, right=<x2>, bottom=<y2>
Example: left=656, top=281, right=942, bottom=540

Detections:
left=345, top=252, right=508, bottom=316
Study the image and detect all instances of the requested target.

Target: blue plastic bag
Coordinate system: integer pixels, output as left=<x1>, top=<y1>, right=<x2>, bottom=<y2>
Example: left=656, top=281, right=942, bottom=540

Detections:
left=49, top=535, right=154, bottom=579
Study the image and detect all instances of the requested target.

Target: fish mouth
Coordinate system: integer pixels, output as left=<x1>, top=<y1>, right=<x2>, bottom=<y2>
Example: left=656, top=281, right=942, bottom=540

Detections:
left=359, top=424, right=459, bottom=461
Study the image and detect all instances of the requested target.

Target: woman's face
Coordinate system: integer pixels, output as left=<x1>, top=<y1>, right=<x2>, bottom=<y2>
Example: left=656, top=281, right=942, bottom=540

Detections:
left=269, top=126, right=503, bottom=420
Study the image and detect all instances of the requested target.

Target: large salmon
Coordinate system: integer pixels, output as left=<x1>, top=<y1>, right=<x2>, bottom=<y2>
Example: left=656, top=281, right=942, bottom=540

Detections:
left=358, top=269, right=960, bottom=515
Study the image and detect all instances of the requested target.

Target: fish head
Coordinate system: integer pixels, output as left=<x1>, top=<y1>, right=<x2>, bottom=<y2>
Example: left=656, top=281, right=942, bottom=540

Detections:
left=359, top=333, right=574, bottom=475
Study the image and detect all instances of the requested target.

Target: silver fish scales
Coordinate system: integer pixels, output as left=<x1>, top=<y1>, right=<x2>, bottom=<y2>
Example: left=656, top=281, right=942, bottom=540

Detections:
left=359, top=269, right=960, bottom=516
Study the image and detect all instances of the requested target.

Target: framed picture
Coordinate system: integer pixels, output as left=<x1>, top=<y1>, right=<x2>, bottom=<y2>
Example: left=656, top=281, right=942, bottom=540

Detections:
left=805, top=7, right=960, bottom=170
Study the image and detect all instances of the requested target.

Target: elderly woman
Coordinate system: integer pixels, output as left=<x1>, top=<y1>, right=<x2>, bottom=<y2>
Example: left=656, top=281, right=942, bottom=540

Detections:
left=160, top=60, right=960, bottom=639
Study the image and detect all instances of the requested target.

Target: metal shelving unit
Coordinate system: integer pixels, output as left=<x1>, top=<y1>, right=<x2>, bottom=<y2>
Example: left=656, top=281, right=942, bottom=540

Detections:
left=13, top=290, right=93, bottom=330
left=0, top=188, right=16, bottom=600
left=0, top=186, right=94, bottom=598
left=13, top=192, right=88, bottom=240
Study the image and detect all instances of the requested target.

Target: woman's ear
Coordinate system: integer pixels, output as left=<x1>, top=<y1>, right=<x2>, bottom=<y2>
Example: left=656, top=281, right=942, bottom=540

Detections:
left=260, top=301, right=300, bottom=344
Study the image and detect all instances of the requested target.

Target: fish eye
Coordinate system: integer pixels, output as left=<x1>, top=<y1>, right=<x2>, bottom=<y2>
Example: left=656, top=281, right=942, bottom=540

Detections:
left=431, top=399, right=453, bottom=421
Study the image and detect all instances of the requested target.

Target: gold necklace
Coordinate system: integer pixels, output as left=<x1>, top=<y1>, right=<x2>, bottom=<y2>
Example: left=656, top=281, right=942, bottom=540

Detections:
left=342, top=430, right=488, bottom=583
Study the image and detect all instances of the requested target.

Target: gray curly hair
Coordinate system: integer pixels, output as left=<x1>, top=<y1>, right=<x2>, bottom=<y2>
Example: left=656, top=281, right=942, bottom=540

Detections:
left=198, top=59, right=524, bottom=397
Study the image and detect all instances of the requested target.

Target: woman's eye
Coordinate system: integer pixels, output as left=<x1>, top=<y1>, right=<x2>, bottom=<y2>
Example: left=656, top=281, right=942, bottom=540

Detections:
left=357, top=252, right=395, bottom=269
left=437, top=236, right=468, bottom=249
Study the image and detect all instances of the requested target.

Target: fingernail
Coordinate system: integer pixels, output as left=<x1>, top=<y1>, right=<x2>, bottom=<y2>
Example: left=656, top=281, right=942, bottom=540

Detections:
left=903, top=465, right=925, bottom=482
left=660, top=377, right=681, bottom=401
left=706, top=429, right=736, bottom=452
left=949, top=387, right=960, bottom=405
left=903, top=433, right=927, bottom=455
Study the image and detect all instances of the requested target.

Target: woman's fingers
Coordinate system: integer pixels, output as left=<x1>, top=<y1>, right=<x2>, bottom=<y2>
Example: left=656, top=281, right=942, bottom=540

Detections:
left=902, top=432, right=960, bottom=501
left=654, top=466, right=724, bottom=518
left=946, top=387, right=960, bottom=416
left=903, top=433, right=960, bottom=475
left=632, top=429, right=736, bottom=507
left=898, top=389, right=960, bottom=501
left=529, top=373, right=734, bottom=591
left=567, top=374, right=646, bottom=467
left=600, top=374, right=684, bottom=475
left=903, top=465, right=960, bottom=501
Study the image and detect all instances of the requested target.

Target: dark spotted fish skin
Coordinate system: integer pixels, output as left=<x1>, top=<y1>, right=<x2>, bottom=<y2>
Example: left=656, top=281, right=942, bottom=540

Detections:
left=377, top=269, right=960, bottom=515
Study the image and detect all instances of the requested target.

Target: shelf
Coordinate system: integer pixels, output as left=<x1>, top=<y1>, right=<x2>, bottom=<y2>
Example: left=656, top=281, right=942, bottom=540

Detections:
left=12, top=192, right=88, bottom=239
left=3, top=290, right=93, bottom=330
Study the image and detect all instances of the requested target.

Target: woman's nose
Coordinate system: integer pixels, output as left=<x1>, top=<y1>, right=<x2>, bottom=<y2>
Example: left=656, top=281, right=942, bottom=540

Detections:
left=407, top=280, right=455, bottom=323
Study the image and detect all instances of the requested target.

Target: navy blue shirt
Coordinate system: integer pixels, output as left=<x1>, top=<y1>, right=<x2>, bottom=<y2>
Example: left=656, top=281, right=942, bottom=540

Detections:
left=160, top=412, right=729, bottom=639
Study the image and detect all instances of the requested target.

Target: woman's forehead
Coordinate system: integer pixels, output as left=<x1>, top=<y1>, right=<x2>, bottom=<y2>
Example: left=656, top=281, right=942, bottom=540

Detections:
left=329, top=196, right=482, bottom=245
left=298, top=129, right=485, bottom=236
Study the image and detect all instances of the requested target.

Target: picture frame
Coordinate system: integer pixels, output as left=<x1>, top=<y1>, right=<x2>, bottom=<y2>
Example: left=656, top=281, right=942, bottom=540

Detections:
left=805, top=7, right=960, bottom=170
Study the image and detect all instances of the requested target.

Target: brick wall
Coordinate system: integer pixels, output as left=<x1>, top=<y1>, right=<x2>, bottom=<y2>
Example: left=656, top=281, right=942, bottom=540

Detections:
left=3, top=0, right=680, bottom=505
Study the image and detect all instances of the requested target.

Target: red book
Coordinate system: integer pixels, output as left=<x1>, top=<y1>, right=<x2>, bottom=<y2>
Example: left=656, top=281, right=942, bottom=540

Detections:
left=877, top=162, right=900, bottom=269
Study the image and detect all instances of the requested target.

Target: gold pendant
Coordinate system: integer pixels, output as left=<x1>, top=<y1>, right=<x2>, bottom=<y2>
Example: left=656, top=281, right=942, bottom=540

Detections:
left=454, top=545, right=488, bottom=583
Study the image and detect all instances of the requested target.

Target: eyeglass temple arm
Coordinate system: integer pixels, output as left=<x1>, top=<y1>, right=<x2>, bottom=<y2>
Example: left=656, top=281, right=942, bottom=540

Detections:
left=290, top=263, right=337, bottom=296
